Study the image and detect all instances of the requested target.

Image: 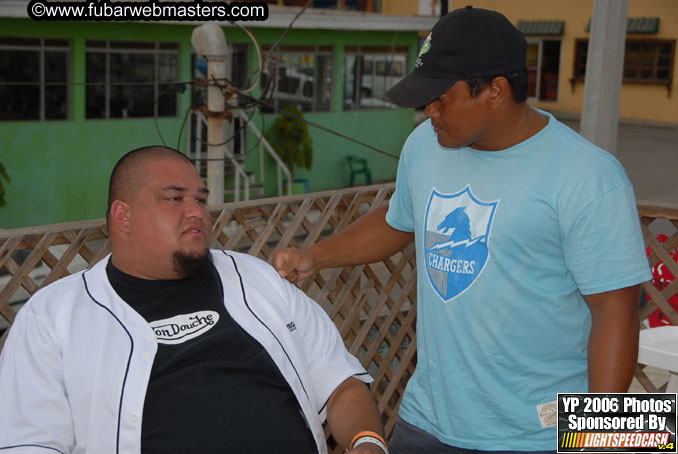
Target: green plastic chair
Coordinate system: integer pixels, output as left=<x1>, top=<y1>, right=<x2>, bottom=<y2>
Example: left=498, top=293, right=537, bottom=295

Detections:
left=347, top=155, right=372, bottom=186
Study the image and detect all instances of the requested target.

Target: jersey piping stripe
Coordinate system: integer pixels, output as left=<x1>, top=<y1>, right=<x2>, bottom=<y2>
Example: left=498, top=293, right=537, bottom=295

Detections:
left=82, top=271, right=134, bottom=454
left=0, top=444, right=64, bottom=453
left=221, top=251, right=310, bottom=402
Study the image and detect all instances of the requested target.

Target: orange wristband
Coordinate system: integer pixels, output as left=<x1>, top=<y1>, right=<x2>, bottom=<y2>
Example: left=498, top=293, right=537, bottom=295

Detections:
left=350, top=430, right=387, bottom=449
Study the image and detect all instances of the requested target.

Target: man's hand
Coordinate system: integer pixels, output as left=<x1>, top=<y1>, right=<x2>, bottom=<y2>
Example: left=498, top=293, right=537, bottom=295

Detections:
left=272, top=247, right=316, bottom=283
left=272, top=206, right=413, bottom=284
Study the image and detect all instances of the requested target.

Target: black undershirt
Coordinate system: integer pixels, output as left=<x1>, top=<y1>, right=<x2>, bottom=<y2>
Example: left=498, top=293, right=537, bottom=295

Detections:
left=106, top=259, right=316, bottom=454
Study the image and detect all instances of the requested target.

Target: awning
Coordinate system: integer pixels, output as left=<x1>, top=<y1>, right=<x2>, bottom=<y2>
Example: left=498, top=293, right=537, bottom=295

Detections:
left=516, top=20, right=564, bottom=36
left=585, top=17, right=659, bottom=34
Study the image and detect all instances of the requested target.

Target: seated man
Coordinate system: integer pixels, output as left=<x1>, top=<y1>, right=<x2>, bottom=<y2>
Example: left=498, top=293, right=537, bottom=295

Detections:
left=0, top=146, right=387, bottom=454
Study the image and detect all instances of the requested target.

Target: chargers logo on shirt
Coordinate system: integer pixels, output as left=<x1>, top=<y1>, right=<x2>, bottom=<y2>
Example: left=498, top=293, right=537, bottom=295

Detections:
left=424, top=186, right=499, bottom=302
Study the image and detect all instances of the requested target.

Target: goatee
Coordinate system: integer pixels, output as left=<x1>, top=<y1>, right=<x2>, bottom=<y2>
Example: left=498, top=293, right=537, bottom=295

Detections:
left=172, top=249, right=213, bottom=278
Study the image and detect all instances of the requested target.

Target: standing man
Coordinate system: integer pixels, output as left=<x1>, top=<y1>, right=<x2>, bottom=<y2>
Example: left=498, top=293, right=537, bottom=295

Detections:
left=273, top=6, right=651, bottom=453
left=0, top=146, right=388, bottom=454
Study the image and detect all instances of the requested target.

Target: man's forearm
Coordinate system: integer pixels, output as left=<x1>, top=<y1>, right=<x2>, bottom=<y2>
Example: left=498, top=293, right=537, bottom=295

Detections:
left=326, top=377, right=385, bottom=452
left=310, top=206, right=414, bottom=269
left=585, top=286, right=641, bottom=392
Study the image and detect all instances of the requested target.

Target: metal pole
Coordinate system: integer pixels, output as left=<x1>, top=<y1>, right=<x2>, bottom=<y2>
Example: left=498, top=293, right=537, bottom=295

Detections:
left=440, top=0, right=448, bottom=17
left=579, top=0, right=628, bottom=155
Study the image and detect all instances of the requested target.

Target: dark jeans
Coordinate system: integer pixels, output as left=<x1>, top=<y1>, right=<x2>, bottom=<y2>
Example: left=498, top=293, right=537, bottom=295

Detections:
left=389, top=417, right=557, bottom=454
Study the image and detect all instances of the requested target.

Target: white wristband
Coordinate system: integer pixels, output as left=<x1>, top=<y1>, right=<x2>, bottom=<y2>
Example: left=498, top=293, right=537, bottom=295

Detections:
left=352, top=435, right=389, bottom=453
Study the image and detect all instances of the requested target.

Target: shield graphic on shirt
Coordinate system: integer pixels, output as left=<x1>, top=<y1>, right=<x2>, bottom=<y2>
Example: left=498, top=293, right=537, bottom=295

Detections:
left=424, top=186, right=499, bottom=302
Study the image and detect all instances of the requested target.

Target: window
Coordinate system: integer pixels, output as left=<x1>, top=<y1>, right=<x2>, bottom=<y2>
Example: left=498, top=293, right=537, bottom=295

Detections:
left=343, top=46, right=407, bottom=110
left=624, top=40, right=674, bottom=83
left=526, top=39, right=561, bottom=101
left=573, top=40, right=588, bottom=81
left=260, top=46, right=333, bottom=113
left=86, top=40, right=179, bottom=119
left=262, top=0, right=364, bottom=10
left=574, top=39, right=675, bottom=87
left=0, top=37, right=70, bottom=121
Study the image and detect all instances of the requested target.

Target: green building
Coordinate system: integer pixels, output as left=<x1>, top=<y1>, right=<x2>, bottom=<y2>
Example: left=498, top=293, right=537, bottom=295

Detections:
left=0, top=2, right=435, bottom=228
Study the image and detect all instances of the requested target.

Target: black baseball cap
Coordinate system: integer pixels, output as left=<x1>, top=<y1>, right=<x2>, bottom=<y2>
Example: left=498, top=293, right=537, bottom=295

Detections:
left=385, top=5, right=527, bottom=108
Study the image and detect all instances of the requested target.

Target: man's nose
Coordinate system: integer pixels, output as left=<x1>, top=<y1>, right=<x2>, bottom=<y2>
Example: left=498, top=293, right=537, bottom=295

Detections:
left=185, top=198, right=205, bottom=219
left=424, top=102, right=438, bottom=118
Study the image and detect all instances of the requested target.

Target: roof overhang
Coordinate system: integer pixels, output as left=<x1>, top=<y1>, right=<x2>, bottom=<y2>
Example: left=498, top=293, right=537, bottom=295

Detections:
left=585, top=17, right=660, bottom=34
left=0, top=1, right=438, bottom=31
left=516, top=20, right=564, bottom=36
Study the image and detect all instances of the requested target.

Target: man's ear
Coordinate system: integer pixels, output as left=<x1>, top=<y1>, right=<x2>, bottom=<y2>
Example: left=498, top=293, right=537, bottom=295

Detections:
left=109, top=200, right=132, bottom=233
left=488, top=76, right=509, bottom=110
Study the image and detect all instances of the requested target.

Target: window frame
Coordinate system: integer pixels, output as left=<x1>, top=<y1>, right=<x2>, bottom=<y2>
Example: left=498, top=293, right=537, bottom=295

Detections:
left=573, top=38, right=675, bottom=93
left=343, top=45, right=409, bottom=111
left=526, top=38, right=544, bottom=102
left=261, top=45, right=334, bottom=113
left=0, top=37, right=71, bottom=121
left=623, top=39, right=675, bottom=85
left=525, top=37, right=562, bottom=102
left=85, top=40, right=180, bottom=119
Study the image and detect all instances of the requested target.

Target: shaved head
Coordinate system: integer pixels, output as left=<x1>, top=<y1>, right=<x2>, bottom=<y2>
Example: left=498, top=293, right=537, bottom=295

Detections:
left=107, top=146, right=195, bottom=217
left=107, top=146, right=212, bottom=279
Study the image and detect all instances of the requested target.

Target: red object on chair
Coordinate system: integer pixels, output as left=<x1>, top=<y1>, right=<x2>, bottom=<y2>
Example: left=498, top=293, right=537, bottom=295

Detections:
left=645, top=234, right=678, bottom=327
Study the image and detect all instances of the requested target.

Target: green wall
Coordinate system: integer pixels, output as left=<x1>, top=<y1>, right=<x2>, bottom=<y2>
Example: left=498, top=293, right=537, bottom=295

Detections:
left=0, top=19, right=417, bottom=229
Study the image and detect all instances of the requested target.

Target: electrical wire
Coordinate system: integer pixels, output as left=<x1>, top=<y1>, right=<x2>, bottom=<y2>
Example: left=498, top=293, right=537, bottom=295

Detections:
left=181, top=76, right=399, bottom=160
left=232, top=88, right=400, bottom=160
left=176, top=87, right=205, bottom=151
left=228, top=20, right=263, bottom=94
left=265, top=0, right=314, bottom=59
left=152, top=83, right=181, bottom=147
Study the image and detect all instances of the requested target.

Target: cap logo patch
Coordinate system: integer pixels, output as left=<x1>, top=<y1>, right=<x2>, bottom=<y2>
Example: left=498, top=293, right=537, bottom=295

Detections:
left=416, top=32, right=432, bottom=68
left=419, top=32, right=432, bottom=57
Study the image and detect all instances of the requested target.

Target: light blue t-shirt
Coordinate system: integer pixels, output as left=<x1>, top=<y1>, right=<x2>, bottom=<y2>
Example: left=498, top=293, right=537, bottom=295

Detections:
left=386, top=111, right=651, bottom=450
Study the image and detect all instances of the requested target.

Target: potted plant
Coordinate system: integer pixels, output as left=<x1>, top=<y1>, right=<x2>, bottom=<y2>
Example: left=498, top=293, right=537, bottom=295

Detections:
left=265, top=105, right=312, bottom=194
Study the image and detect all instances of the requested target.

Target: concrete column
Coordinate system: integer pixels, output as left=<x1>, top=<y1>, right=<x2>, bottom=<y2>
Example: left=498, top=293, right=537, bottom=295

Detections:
left=579, top=0, right=628, bottom=155
left=206, top=56, right=226, bottom=205
left=191, top=23, right=229, bottom=205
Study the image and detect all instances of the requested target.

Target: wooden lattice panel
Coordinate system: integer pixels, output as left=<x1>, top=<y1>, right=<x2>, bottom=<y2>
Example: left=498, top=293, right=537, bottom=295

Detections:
left=0, top=188, right=676, bottom=449
left=635, top=202, right=678, bottom=393
left=0, top=220, right=111, bottom=348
